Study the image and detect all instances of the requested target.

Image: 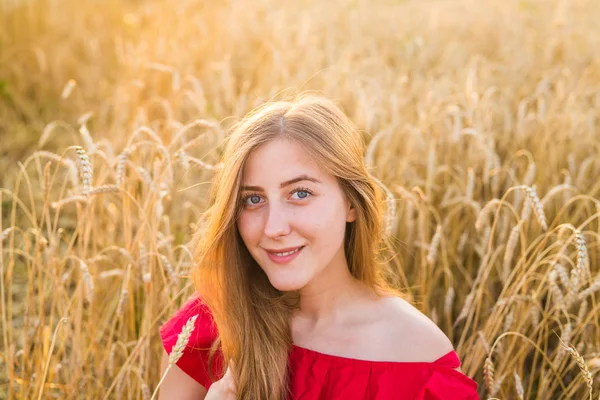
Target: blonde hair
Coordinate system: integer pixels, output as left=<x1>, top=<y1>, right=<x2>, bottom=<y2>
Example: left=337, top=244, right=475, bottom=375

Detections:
left=192, top=94, right=400, bottom=399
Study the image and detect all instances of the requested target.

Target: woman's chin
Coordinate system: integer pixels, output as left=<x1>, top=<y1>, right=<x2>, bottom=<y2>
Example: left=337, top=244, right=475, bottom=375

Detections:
left=267, top=275, right=308, bottom=292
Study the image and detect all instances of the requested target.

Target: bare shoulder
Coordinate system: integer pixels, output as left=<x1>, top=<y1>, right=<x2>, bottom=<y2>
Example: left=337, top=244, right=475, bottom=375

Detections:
left=377, top=296, right=455, bottom=364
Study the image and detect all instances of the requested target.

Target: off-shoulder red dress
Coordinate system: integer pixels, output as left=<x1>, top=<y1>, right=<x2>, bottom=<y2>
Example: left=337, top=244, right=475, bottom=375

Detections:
left=159, top=296, right=479, bottom=400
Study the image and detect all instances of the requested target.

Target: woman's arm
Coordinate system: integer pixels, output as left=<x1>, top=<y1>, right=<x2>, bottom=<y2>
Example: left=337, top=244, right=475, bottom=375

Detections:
left=158, top=349, right=208, bottom=400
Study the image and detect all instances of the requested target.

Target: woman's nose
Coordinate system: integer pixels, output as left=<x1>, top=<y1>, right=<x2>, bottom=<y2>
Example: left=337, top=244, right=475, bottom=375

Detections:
left=263, top=204, right=291, bottom=238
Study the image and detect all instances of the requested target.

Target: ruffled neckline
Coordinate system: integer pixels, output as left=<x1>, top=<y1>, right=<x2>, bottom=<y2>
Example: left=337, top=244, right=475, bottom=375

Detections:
left=290, top=344, right=459, bottom=367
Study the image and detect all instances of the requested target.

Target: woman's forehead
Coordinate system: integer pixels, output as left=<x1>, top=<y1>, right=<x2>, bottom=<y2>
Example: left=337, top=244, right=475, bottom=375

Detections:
left=241, top=139, right=327, bottom=183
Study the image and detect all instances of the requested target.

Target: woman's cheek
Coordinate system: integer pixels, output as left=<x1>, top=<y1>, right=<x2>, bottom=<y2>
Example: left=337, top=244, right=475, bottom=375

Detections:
left=238, top=212, right=259, bottom=241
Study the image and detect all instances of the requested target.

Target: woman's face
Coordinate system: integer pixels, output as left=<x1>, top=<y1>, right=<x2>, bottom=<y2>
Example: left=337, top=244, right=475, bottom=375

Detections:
left=236, top=138, right=356, bottom=292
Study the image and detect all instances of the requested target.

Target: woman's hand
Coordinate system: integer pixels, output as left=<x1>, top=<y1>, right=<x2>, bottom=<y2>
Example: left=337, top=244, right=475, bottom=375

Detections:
left=205, top=361, right=238, bottom=400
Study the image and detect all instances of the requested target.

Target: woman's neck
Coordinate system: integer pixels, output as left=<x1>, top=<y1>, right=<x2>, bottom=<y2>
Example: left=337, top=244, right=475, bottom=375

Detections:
left=295, top=253, right=375, bottom=323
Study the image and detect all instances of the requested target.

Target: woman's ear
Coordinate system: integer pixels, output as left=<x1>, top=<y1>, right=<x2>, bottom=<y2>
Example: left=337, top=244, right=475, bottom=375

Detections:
left=346, top=201, right=357, bottom=223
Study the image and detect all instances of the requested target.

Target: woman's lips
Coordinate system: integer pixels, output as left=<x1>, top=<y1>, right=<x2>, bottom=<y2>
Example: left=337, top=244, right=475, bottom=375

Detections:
left=265, top=246, right=305, bottom=264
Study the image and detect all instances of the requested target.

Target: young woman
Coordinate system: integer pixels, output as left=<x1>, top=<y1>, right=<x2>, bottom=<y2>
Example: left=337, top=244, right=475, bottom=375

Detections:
left=158, top=95, right=479, bottom=399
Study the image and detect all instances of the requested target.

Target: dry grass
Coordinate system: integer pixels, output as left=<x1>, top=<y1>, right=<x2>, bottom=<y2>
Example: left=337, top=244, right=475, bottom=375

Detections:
left=2, top=0, right=600, bottom=398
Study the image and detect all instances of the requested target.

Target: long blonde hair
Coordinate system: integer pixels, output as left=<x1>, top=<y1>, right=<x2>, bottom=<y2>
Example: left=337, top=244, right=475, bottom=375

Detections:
left=192, top=94, right=399, bottom=399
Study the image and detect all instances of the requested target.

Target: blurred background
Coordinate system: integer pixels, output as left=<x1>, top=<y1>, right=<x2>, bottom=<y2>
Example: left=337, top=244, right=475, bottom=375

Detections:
left=1, top=0, right=600, bottom=398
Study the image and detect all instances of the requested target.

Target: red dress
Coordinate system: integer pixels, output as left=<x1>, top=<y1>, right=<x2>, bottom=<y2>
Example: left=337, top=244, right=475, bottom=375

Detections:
left=160, top=296, right=479, bottom=400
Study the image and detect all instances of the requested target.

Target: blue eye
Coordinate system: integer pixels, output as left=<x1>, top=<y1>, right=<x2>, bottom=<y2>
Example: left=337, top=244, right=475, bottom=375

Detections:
left=244, top=194, right=262, bottom=205
left=292, top=189, right=311, bottom=199
left=240, top=186, right=313, bottom=208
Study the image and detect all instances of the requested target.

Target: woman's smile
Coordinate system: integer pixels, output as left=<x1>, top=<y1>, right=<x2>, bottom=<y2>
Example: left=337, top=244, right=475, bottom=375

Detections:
left=265, top=245, right=306, bottom=264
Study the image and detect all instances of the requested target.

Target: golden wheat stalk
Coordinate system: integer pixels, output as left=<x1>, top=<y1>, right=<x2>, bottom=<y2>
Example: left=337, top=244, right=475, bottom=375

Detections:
left=36, top=317, right=69, bottom=400
left=150, top=314, right=199, bottom=400
left=559, top=340, right=593, bottom=400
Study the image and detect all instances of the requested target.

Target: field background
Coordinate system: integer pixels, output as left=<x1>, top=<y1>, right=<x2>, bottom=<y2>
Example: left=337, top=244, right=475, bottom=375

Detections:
left=2, top=0, right=600, bottom=398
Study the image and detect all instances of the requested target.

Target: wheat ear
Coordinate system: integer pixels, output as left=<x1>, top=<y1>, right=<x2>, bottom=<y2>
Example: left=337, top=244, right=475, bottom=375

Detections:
left=483, top=356, right=496, bottom=395
left=559, top=340, right=593, bottom=399
left=150, top=314, right=199, bottom=400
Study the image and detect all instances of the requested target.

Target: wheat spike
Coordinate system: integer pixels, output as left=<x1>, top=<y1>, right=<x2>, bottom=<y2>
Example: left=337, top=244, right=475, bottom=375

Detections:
left=79, top=260, right=94, bottom=303
left=168, top=314, right=198, bottom=365
left=151, top=314, right=199, bottom=400
left=457, top=232, right=468, bottom=254
left=140, top=245, right=150, bottom=283
left=108, top=342, right=117, bottom=376
left=137, top=166, right=155, bottom=190
left=556, top=322, right=572, bottom=362
left=524, top=185, right=548, bottom=230
left=454, top=292, right=474, bottom=327
left=476, top=225, right=491, bottom=257
left=74, top=146, right=92, bottom=195
left=427, top=224, right=442, bottom=265
left=444, top=287, right=455, bottom=316
left=477, top=331, right=490, bottom=354
left=575, top=230, right=589, bottom=279
left=430, top=308, right=438, bottom=324
left=175, top=150, right=190, bottom=170
left=502, top=224, right=520, bottom=282
left=514, top=371, right=524, bottom=400
left=465, top=167, right=475, bottom=200
left=529, top=307, right=541, bottom=327
left=61, top=79, right=77, bottom=99
left=560, top=341, right=594, bottom=399
left=159, top=254, right=179, bottom=284
left=554, top=263, right=570, bottom=288
left=567, top=267, right=580, bottom=308
left=503, top=309, right=514, bottom=331
left=115, top=148, right=131, bottom=186
left=549, top=268, right=565, bottom=306
left=115, top=289, right=128, bottom=317
left=79, top=124, right=97, bottom=154
left=475, top=198, right=502, bottom=232
left=483, top=357, right=496, bottom=394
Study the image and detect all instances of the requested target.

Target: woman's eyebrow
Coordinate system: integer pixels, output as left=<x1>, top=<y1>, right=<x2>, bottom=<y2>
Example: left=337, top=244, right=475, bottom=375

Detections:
left=241, top=174, right=322, bottom=192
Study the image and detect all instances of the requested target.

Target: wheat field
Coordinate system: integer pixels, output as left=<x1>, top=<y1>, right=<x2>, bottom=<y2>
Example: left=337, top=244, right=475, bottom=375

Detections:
left=1, top=0, right=600, bottom=398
